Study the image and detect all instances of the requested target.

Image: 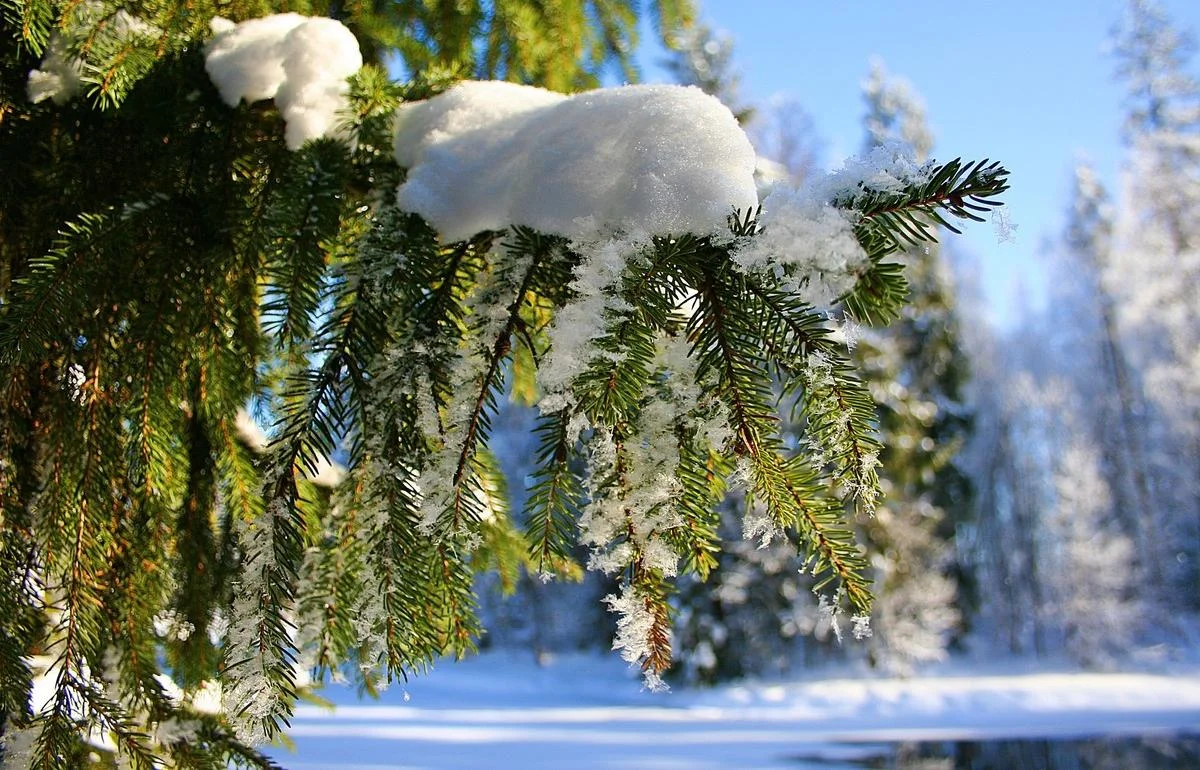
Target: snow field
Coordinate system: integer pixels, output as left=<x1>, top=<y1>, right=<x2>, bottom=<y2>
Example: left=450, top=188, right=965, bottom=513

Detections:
left=270, top=651, right=1200, bottom=769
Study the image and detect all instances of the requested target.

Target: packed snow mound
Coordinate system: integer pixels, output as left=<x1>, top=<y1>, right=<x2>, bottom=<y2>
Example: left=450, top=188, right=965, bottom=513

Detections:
left=393, top=81, right=759, bottom=242
left=204, top=14, right=363, bottom=150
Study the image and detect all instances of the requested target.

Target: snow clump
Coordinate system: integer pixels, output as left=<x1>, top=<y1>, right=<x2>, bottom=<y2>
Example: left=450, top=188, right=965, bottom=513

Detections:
left=812, top=140, right=934, bottom=202
left=27, top=35, right=83, bottom=105
left=204, top=14, right=363, bottom=150
left=605, top=584, right=670, bottom=692
left=27, top=3, right=158, bottom=105
left=393, top=80, right=760, bottom=242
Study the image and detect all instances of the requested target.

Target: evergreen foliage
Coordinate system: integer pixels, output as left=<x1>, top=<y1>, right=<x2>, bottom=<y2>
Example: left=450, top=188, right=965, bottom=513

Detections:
left=0, top=1, right=1006, bottom=765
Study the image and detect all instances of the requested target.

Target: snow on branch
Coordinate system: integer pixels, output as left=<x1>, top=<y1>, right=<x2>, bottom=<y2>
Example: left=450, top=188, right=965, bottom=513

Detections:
left=204, top=14, right=363, bottom=150
left=0, top=3, right=1019, bottom=764
left=392, top=80, right=760, bottom=242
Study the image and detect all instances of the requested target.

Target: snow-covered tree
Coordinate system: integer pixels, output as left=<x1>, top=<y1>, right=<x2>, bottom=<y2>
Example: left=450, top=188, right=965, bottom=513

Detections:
left=960, top=1, right=1199, bottom=662
left=1108, top=0, right=1200, bottom=601
left=0, top=2, right=1007, bottom=765
left=1048, top=441, right=1142, bottom=666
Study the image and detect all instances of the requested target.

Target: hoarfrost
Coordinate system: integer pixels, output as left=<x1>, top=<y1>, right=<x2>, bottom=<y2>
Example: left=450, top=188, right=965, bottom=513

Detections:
left=605, top=585, right=670, bottom=692
left=204, top=14, right=363, bottom=150
left=743, top=506, right=781, bottom=548
left=153, top=717, right=201, bottom=745
left=736, top=187, right=867, bottom=308
left=732, top=143, right=937, bottom=310
left=222, top=496, right=286, bottom=744
left=190, top=679, right=222, bottom=714
left=992, top=205, right=1019, bottom=243
left=727, top=456, right=754, bottom=490
left=394, top=81, right=758, bottom=242
left=852, top=613, right=873, bottom=640
left=537, top=237, right=634, bottom=406
left=829, top=313, right=864, bottom=351
left=151, top=611, right=195, bottom=641
left=814, top=141, right=934, bottom=202
left=818, top=594, right=843, bottom=644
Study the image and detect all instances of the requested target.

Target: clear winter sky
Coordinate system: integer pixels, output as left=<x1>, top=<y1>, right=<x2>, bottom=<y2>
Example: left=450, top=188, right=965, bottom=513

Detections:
left=639, top=0, right=1200, bottom=327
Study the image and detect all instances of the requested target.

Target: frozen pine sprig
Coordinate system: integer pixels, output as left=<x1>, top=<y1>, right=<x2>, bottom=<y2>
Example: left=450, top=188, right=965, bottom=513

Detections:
left=734, top=187, right=867, bottom=309
left=835, top=154, right=1010, bottom=322
left=800, top=350, right=882, bottom=512
left=352, top=126, right=1002, bottom=683
left=605, top=580, right=674, bottom=692
left=1, top=4, right=1009, bottom=755
left=222, top=494, right=297, bottom=746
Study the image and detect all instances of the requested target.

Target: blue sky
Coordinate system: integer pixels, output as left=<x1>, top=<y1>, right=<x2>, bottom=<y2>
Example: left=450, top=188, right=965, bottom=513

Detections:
left=641, top=0, right=1200, bottom=326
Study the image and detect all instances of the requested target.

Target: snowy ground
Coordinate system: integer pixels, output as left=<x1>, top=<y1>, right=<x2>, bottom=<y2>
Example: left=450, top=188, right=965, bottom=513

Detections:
left=268, top=652, right=1200, bottom=769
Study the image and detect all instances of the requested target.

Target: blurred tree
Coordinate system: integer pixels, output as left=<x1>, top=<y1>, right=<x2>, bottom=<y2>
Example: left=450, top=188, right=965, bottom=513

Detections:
left=960, top=0, right=1200, bottom=660
left=660, top=21, right=749, bottom=123
left=1109, top=0, right=1200, bottom=602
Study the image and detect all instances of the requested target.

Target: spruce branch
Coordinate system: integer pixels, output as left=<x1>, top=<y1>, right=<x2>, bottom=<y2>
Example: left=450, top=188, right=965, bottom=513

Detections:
left=523, top=408, right=585, bottom=575
left=667, top=440, right=729, bottom=580
left=0, top=1, right=1011, bottom=746
left=688, top=266, right=779, bottom=456
left=469, top=447, right=536, bottom=594
left=296, top=479, right=366, bottom=681
left=428, top=228, right=556, bottom=535
left=260, top=141, right=353, bottom=351
left=739, top=276, right=883, bottom=510
left=171, top=392, right=223, bottom=686
left=836, top=159, right=1009, bottom=322
left=843, top=158, right=1009, bottom=242
left=0, top=0, right=53, bottom=53
left=686, top=254, right=872, bottom=613
left=633, top=567, right=674, bottom=678
left=0, top=195, right=168, bottom=365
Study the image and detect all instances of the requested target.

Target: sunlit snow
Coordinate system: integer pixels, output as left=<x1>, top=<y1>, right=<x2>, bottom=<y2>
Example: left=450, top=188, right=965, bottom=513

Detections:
left=204, top=14, right=362, bottom=150
left=27, top=3, right=158, bottom=105
left=269, top=651, right=1200, bottom=770
left=393, top=80, right=759, bottom=242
